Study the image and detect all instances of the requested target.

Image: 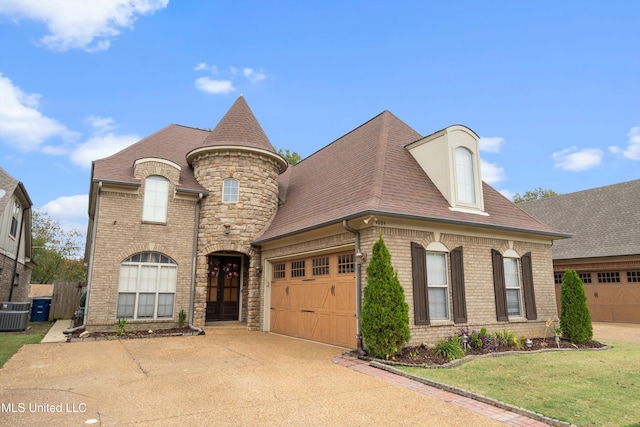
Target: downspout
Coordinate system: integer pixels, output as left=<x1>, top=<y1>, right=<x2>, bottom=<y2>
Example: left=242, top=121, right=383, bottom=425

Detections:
left=65, top=182, right=102, bottom=334
left=8, top=207, right=28, bottom=302
left=188, top=193, right=204, bottom=335
left=342, top=220, right=365, bottom=355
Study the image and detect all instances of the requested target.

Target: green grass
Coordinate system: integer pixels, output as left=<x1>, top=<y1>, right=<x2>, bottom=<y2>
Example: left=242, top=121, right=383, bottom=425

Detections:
left=0, top=322, right=54, bottom=368
left=399, top=342, right=640, bottom=427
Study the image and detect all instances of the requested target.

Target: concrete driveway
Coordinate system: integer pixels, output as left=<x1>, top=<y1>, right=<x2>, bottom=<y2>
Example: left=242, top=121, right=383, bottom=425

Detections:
left=0, top=326, right=505, bottom=427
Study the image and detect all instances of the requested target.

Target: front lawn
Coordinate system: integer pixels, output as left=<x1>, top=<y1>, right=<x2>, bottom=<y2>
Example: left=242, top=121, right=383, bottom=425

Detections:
left=398, top=341, right=640, bottom=427
left=0, top=322, right=54, bottom=368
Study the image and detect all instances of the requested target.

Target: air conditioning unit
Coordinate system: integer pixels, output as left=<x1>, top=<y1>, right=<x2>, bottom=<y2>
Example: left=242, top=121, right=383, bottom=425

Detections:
left=0, top=310, right=30, bottom=331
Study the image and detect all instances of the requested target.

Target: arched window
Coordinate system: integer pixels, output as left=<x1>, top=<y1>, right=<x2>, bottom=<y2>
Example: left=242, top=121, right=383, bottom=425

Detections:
left=142, top=176, right=169, bottom=223
left=455, top=147, right=476, bottom=205
left=117, top=252, right=177, bottom=319
left=222, top=178, right=239, bottom=203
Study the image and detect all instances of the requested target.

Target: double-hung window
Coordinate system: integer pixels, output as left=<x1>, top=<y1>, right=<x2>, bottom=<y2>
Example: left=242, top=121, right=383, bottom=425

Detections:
left=142, top=176, right=169, bottom=223
left=426, top=252, right=449, bottom=320
left=503, top=257, right=522, bottom=317
left=10, top=200, right=20, bottom=238
left=117, top=252, right=177, bottom=319
left=222, top=179, right=239, bottom=202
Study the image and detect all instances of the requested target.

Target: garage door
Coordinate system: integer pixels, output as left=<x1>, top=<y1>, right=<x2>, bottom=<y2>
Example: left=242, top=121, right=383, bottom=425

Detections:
left=270, top=251, right=356, bottom=348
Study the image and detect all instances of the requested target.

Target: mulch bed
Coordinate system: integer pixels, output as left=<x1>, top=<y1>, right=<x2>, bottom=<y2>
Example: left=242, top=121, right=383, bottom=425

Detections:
left=372, top=338, right=608, bottom=367
left=68, top=327, right=203, bottom=342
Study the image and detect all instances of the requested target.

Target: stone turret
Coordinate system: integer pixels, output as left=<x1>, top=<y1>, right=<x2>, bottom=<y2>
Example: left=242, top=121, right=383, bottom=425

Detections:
left=186, top=95, right=287, bottom=328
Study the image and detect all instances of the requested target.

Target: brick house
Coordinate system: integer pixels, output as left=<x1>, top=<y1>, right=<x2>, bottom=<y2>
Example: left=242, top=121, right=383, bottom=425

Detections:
left=0, top=167, right=33, bottom=303
left=84, top=96, right=567, bottom=349
left=519, top=180, right=640, bottom=323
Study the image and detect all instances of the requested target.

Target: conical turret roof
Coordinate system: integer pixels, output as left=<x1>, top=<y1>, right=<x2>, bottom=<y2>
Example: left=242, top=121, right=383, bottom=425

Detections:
left=200, top=94, right=275, bottom=152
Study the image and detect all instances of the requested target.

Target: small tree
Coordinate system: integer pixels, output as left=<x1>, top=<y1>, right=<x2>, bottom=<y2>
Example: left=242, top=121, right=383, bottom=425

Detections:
left=513, top=187, right=558, bottom=203
left=560, top=270, right=593, bottom=343
left=361, top=235, right=410, bottom=359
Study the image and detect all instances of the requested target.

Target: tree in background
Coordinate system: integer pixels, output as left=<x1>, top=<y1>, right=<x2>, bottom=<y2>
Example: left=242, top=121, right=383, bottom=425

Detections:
left=276, top=148, right=302, bottom=165
left=560, top=270, right=593, bottom=344
left=361, top=235, right=410, bottom=359
left=31, top=210, right=85, bottom=283
left=513, top=187, right=559, bottom=203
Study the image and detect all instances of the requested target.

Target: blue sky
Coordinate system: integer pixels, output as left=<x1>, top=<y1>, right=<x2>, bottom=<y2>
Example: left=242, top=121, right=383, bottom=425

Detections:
left=0, top=1, right=638, bottom=243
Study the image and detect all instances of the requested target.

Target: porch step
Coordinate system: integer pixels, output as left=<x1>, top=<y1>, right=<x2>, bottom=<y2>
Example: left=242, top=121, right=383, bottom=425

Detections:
left=204, top=321, right=247, bottom=330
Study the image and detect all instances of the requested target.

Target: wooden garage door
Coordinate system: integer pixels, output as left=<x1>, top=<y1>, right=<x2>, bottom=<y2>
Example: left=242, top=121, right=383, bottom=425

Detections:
left=270, top=251, right=356, bottom=348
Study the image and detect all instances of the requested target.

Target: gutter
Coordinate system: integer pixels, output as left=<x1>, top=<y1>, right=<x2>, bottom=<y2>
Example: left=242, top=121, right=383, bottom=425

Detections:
left=65, top=182, right=103, bottom=334
left=255, top=209, right=571, bottom=245
left=8, top=207, right=29, bottom=302
left=342, top=220, right=365, bottom=355
left=188, top=193, right=205, bottom=335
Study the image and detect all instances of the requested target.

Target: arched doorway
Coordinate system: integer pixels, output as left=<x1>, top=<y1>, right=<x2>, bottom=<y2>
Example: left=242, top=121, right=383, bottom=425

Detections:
left=206, top=254, right=243, bottom=321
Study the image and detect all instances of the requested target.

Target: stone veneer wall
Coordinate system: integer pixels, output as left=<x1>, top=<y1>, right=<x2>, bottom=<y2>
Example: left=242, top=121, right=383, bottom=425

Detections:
left=358, top=225, right=557, bottom=345
left=85, top=160, right=197, bottom=331
left=191, top=149, right=281, bottom=329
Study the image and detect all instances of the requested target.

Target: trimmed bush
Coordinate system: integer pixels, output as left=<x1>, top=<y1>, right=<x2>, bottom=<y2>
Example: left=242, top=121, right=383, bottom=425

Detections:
left=361, top=235, right=410, bottom=359
left=560, top=269, right=593, bottom=344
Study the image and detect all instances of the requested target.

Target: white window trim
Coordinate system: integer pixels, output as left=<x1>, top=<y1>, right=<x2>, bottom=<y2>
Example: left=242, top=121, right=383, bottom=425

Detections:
left=142, top=176, right=170, bottom=223
left=454, top=146, right=477, bottom=206
left=503, top=256, right=523, bottom=318
left=222, top=178, right=239, bottom=203
left=117, top=253, right=177, bottom=320
left=9, top=200, right=20, bottom=238
left=426, top=251, right=450, bottom=321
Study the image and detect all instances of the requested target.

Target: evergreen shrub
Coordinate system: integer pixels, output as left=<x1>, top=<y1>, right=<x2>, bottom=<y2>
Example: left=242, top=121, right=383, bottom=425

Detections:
left=560, top=269, right=593, bottom=344
left=361, top=235, right=410, bottom=359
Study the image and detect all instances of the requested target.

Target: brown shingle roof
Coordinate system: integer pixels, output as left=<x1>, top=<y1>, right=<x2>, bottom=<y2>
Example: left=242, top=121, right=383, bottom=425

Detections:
left=198, top=94, right=275, bottom=152
left=519, top=179, right=640, bottom=260
left=255, top=111, right=565, bottom=242
left=92, top=124, right=209, bottom=193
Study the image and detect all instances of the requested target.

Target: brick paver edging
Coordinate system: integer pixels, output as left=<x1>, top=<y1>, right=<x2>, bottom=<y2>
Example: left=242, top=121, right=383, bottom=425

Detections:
left=367, top=360, right=577, bottom=427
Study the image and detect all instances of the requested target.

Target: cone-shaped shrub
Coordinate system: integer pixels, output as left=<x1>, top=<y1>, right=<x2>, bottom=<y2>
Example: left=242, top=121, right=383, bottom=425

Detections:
left=361, top=235, right=410, bottom=359
left=560, top=269, right=593, bottom=344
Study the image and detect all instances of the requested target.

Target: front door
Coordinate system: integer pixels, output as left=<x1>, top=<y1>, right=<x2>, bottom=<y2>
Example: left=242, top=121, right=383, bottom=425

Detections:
left=206, top=256, right=241, bottom=321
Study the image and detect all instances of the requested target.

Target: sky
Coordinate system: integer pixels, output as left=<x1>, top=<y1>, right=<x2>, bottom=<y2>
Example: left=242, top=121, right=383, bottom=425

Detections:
left=0, top=0, right=638, bottom=247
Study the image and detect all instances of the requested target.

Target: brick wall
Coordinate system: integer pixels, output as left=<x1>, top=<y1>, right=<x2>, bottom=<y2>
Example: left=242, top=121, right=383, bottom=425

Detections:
left=86, top=161, right=198, bottom=331
left=358, top=225, right=557, bottom=344
left=0, top=253, right=31, bottom=302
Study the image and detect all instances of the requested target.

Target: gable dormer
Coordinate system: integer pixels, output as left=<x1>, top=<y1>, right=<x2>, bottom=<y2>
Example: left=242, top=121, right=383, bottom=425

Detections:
left=406, top=125, right=486, bottom=214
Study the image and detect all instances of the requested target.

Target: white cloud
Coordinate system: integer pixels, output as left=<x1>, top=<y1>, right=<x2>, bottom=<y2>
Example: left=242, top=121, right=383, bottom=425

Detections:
left=0, top=73, right=76, bottom=150
left=86, top=116, right=116, bottom=133
left=609, top=126, right=640, bottom=160
left=194, top=62, right=217, bottom=73
left=70, top=131, right=139, bottom=169
left=0, top=0, right=168, bottom=52
left=552, top=147, right=603, bottom=171
left=479, top=136, right=504, bottom=153
left=480, top=158, right=505, bottom=184
left=195, top=77, right=235, bottom=94
left=498, top=189, right=513, bottom=201
left=41, top=194, right=88, bottom=219
left=243, top=68, right=266, bottom=83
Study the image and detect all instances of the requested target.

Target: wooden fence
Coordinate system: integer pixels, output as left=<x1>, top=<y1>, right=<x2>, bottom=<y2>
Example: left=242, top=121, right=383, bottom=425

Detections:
left=49, top=282, right=86, bottom=320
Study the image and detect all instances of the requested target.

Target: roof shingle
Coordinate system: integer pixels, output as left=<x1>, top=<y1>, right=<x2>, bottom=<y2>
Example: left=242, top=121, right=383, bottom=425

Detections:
left=519, top=179, right=640, bottom=260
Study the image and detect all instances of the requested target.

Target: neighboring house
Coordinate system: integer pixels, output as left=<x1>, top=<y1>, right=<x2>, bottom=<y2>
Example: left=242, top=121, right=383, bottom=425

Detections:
left=519, top=180, right=640, bottom=323
left=84, top=95, right=567, bottom=348
left=0, top=167, right=33, bottom=302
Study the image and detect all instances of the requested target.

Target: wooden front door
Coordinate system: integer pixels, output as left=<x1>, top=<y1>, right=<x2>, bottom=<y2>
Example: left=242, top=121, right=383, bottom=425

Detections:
left=206, top=256, right=241, bottom=321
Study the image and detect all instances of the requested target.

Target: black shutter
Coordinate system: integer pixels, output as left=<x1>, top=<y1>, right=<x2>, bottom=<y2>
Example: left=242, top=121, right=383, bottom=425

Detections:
left=411, top=242, right=430, bottom=325
left=521, top=252, right=537, bottom=320
left=450, top=246, right=467, bottom=323
left=491, top=249, right=508, bottom=321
